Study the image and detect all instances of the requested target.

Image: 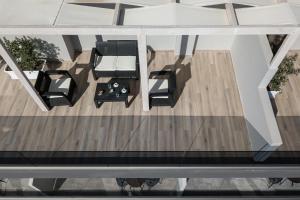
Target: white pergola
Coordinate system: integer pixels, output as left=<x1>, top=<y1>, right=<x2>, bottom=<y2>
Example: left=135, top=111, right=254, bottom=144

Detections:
left=123, top=3, right=230, bottom=25
left=0, top=0, right=300, bottom=153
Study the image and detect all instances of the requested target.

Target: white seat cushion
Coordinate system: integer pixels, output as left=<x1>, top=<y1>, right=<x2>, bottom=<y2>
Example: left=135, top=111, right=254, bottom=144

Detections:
left=48, top=78, right=71, bottom=98
left=116, top=56, right=136, bottom=71
left=95, top=56, right=117, bottom=71
left=149, top=79, right=169, bottom=95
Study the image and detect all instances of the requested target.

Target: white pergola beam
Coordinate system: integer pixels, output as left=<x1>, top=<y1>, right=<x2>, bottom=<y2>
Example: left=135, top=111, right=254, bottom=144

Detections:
left=259, top=31, right=300, bottom=88
left=0, top=26, right=298, bottom=35
left=137, top=33, right=149, bottom=111
left=0, top=40, right=49, bottom=111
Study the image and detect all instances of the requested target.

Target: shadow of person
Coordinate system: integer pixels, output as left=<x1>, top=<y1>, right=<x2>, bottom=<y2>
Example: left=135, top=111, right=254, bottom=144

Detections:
left=68, top=63, right=90, bottom=104
left=161, top=55, right=192, bottom=105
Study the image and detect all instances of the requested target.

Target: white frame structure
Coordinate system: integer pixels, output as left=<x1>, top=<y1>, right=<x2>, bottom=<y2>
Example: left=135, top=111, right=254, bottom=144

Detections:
left=0, top=0, right=300, bottom=156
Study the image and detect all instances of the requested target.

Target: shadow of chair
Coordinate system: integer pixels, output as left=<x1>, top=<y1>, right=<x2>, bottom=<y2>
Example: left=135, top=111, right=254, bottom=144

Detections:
left=31, top=38, right=60, bottom=61
left=160, top=56, right=192, bottom=106
left=67, top=63, right=90, bottom=104
left=147, top=46, right=156, bottom=66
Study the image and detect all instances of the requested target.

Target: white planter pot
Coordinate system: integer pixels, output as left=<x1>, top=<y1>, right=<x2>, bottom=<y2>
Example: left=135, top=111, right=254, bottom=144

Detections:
left=4, top=59, right=46, bottom=80
left=268, top=90, right=279, bottom=99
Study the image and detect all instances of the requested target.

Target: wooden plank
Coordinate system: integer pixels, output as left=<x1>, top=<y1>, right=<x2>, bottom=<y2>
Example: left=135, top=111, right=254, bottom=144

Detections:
left=0, top=50, right=250, bottom=151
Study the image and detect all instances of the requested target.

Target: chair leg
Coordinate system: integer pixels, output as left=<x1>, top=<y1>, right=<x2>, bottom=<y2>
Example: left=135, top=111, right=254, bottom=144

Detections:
left=92, top=71, right=98, bottom=81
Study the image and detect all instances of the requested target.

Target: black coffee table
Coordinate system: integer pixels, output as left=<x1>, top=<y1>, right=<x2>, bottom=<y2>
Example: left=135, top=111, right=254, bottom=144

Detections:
left=94, top=80, right=129, bottom=108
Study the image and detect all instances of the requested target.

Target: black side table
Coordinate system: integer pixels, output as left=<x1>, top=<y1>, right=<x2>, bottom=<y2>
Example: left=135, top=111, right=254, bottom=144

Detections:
left=94, top=80, right=129, bottom=108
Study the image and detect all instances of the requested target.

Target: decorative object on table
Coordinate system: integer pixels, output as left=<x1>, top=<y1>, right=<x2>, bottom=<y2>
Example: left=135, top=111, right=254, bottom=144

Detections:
left=113, top=82, right=119, bottom=88
left=121, top=88, right=127, bottom=94
left=268, top=54, right=299, bottom=98
left=3, top=37, right=48, bottom=80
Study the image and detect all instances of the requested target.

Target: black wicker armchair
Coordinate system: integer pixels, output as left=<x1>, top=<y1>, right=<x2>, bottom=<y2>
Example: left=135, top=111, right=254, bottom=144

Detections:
left=148, top=70, right=177, bottom=108
left=35, top=70, right=76, bottom=108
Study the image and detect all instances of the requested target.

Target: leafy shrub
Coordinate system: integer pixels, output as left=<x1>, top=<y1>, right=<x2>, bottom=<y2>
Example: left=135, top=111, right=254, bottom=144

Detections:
left=3, top=37, right=42, bottom=71
left=268, top=54, right=299, bottom=92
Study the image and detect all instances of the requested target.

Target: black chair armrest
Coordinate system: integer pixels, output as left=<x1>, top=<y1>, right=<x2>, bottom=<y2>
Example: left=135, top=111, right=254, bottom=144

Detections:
left=89, top=48, right=97, bottom=69
left=168, top=71, right=177, bottom=93
left=149, top=70, right=172, bottom=79
left=149, top=92, right=170, bottom=98
left=42, top=91, right=67, bottom=98
left=45, top=70, right=71, bottom=78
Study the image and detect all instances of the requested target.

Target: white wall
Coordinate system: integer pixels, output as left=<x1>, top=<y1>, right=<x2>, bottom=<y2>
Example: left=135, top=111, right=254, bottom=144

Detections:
left=1, top=35, right=72, bottom=61
left=78, top=35, right=138, bottom=51
left=291, top=35, right=300, bottom=50
left=231, top=35, right=282, bottom=151
left=147, top=36, right=176, bottom=51
left=196, top=35, right=234, bottom=50
left=78, top=35, right=175, bottom=51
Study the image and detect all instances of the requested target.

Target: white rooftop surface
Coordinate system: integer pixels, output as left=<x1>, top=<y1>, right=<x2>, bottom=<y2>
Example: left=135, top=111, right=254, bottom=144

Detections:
left=231, top=0, right=277, bottom=6
left=119, top=0, right=172, bottom=6
left=236, top=3, right=299, bottom=25
left=180, top=0, right=277, bottom=6
left=290, top=5, right=300, bottom=24
left=55, top=3, right=115, bottom=25
left=123, top=3, right=229, bottom=26
left=66, top=0, right=173, bottom=6
left=0, top=0, right=63, bottom=26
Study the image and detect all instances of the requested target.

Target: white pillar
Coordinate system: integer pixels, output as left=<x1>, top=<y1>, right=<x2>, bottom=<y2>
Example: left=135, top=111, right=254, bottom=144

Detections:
left=176, top=178, right=187, bottom=193
left=137, top=33, right=150, bottom=111
left=113, top=3, right=121, bottom=25
left=0, top=39, right=49, bottom=111
left=225, top=3, right=238, bottom=27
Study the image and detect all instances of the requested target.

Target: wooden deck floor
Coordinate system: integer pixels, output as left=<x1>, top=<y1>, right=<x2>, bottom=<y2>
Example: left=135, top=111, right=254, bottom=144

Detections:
left=0, top=50, right=250, bottom=151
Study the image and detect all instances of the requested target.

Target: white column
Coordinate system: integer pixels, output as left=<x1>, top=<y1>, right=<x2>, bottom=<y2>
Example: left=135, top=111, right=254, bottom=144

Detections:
left=0, top=39, right=49, bottom=111
left=225, top=3, right=238, bottom=27
left=113, top=3, right=121, bottom=25
left=176, top=178, right=187, bottom=193
left=137, top=33, right=150, bottom=111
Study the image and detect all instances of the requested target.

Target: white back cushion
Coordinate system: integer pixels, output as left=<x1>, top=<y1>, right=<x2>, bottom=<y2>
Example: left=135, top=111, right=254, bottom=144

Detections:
left=95, top=56, right=117, bottom=71
left=116, top=56, right=136, bottom=71
left=149, top=79, right=169, bottom=94
left=48, top=78, right=71, bottom=98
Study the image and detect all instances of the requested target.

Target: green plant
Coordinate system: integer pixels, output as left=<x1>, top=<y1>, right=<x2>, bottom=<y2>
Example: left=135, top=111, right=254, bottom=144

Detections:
left=3, top=37, right=42, bottom=71
left=268, top=54, right=299, bottom=92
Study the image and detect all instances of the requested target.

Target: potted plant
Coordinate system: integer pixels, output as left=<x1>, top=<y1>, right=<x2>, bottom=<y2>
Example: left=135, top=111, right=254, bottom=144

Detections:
left=268, top=54, right=299, bottom=98
left=3, top=37, right=46, bottom=80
